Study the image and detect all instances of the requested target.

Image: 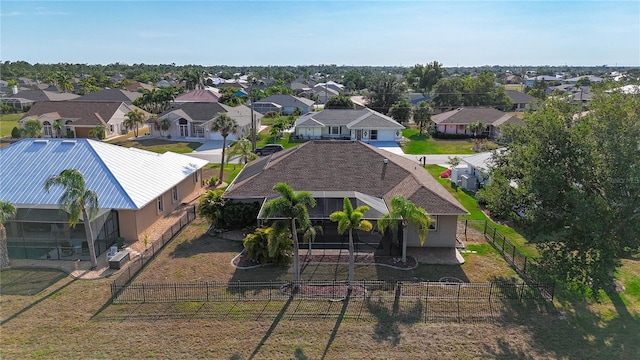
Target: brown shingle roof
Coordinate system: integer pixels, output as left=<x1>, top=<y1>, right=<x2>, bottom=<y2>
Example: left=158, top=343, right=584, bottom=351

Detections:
left=224, top=141, right=468, bottom=215
left=432, top=107, right=523, bottom=125
left=23, top=101, right=135, bottom=126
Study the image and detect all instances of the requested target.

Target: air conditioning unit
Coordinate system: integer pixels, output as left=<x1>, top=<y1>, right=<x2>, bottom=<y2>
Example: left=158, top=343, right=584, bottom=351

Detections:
left=460, top=174, right=477, bottom=192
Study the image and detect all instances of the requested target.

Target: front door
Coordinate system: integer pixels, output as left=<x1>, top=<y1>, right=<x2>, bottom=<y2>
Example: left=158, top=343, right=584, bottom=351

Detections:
left=356, top=130, right=362, bottom=140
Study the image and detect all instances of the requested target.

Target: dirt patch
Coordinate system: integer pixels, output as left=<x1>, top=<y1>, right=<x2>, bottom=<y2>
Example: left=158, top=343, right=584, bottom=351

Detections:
left=280, top=282, right=367, bottom=298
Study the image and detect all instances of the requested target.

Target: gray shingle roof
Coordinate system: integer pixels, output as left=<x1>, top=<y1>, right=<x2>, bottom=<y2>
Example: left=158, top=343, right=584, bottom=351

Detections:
left=295, top=108, right=404, bottom=129
left=73, top=89, right=142, bottom=102
left=224, top=141, right=468, bottom=215
left=431, top=107, right=524, bottom=126
left=7, top=90, right=80, bottom=102
left=255, top=94, right=315, bottom=108
left=157, top=102, right=258, bottom=127
left=506, top=90, right=535, bottom=104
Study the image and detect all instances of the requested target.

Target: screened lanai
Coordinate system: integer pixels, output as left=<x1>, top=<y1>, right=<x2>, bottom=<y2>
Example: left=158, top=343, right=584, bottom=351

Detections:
left=257, top=191, right=398, bottom=252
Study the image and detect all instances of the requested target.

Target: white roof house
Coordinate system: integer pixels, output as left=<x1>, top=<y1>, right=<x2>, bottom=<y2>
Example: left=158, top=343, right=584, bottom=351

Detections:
left=0, top=138, right=209, bottom=210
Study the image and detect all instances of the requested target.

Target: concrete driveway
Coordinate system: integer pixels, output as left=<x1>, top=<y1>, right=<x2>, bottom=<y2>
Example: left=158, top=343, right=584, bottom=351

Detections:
left=185, top=140, right=241, bottom=163
left=369, top=141, right=405, bottom=155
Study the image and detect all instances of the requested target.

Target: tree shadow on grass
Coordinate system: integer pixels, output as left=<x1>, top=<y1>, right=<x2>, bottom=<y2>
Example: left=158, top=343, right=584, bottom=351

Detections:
left=322, top=289, right=351, bottom=359
left=0, top=268, right=67, bottom=296
left=365, top=283, right=423, bottom=346
left=484, top=285, right=640, bottom=359
left=248, top=296, right=294, bottom=360
left=169, top=234, right=243, bottom=259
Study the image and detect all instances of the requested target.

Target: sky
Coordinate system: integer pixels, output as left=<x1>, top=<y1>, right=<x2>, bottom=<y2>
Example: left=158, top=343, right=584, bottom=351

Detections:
left=1, top=0, right=639, bottom=67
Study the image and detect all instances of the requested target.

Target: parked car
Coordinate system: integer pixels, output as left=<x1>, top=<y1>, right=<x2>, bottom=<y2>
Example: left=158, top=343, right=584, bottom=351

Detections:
left=254, top=144, right=284, bottom=156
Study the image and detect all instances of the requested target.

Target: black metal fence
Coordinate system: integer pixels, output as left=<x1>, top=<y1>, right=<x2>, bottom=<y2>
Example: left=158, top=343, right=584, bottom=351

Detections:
left=479, top=221, right=554, bottom=300
left=110, top=206, right=197, bottom=291
left=111, top=280, right=554, bottom=304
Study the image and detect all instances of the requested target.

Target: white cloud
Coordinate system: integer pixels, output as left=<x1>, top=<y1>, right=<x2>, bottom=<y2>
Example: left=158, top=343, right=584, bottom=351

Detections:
left=0, top=11, right=23, bottom=17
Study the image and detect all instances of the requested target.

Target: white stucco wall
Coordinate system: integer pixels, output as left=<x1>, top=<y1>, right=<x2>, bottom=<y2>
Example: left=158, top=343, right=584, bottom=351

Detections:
left=404, top=215, right=458, bottom=248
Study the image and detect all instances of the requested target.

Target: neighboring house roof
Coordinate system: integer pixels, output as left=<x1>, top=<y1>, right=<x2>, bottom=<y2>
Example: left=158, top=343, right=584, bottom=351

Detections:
left=295, top=108, right=404, bottom=130
left=157, top=102, right=259, bottom=128
left=431, top=107, right=524, bottom=126
left=6, top=89, right=80, bottom=102
left=0, top=138, right=208, bottom=210
left=408, top=93, right=435, bottom=105
left=224, top=141, right=468, bottom=215
left=22, top=101, right=140, bottom=127
left=73, top=89, right=142, bottom=102
left=566, top=75, right=603, bottom=83
left=174, top=89, right=222, bottom=103
left=461, top=150, right=502, bottom=173
left=608, top=84, right=640, bottom=94
left=123, top=81, right=154, bottom=92
left=506, top=90, right=535, bottom=104
left=350, top=96, right=368, bottom=107
left=255, top=94, right=315, bottom=108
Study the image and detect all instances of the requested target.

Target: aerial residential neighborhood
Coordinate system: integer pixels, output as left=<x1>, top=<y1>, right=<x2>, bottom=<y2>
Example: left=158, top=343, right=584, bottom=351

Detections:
left=1, top=1, right=639, bottom=359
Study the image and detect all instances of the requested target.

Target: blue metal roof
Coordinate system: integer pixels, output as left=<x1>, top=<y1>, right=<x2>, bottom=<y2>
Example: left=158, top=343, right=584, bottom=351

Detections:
left=0, top=138, right=207, bottom=210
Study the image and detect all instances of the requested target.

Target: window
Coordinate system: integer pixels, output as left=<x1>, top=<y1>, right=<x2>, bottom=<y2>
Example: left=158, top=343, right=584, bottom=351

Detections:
left=109, top=125, right=114, bottom=133
left=370, top=130, right=378, bottom=140
left=157, top=196, right=164, bottom=214
left=429, top=216, right=438, bottom=231
left=330, top=126, right=341, bottom=135
left=193, top=170, right=200, bottom=184
left=172, top=186, right=178, bottom=203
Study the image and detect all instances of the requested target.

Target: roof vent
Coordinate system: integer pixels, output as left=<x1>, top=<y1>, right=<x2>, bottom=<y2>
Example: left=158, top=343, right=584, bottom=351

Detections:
left=383, top=158, right=388, bottom=164
left=33, top=139, right=49, bottom=144
left=61, top=140, right=76, bottom=145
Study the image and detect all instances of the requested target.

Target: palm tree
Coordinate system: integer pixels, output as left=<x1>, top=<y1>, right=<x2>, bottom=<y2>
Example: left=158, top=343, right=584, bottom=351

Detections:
left=298, top=222, right=323, bottom=259
left=0, top=201, right=16, bottom=269
left=158, top=118, right=171, bottom=137
left=88, top=124, right=105, bottom=140
left=210, top=113, right=238, bottom=182
left=125, top=108, right=147, bottom=138
left=377, top=194, right=430, bottom=263
left=54, top=71, right=74, bottom=93
left=44, top=169, right=100, bottom=269
left=329, top=197, right=372, bottom=286
left=226, top=138, right=256, bottom=165
left=53, top=119, right=63, bottom=138
left=261, top=182, right=316, bottom=286
left=21, top=119, right=43, bottom=138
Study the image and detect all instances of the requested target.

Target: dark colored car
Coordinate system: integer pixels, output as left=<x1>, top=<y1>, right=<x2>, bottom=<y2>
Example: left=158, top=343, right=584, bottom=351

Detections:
left=254, top=144, right=284, bottom=156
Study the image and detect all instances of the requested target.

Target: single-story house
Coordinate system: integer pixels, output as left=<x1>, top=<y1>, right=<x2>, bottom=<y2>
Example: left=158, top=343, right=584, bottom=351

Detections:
left=565, top=75, right=603, bottom=85
left=20, top=101, right=149, bottom=138
left=2, top=89, right=80, bottom=112
left=72, top=89, right=142, bottom=104
left=431, top=107, right=524, bottom=138
left=224, top=141, right=469, bottom=259
left=506, top=90, right=536, bottom=111
left=253, top=94, right=315, bottom=115
left=152, top=102, right=262, bottom=141
left=294, top=108, right=404, bottom=142
left=0, top=138, right=208, bottom=261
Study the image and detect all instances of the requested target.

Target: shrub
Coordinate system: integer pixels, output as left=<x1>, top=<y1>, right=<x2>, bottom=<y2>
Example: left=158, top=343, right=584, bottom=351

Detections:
left=263, top=111, right=279, bottom=119
left=432, top=132, right=471, bottom=139
left=222, top=201, right=260, bottom=229
left=11, top=127, right=21, bottom=139
left=1, top=104, right=15, bottom=114
left=66, top=129, right=75, bottom=138
left=243, top=226, right=292, bottom=266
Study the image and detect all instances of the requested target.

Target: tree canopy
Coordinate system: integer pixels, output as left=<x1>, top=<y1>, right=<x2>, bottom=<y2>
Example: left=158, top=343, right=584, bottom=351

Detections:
left=366, top=72, right=408, bottom=115
left=477, top=92, right=640, bottom=294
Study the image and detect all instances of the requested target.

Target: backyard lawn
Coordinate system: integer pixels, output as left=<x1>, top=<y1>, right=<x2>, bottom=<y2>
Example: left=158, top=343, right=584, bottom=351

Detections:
left=401, top=128, right=498, bottom=154
left=0, top=113, right=23, bottom=138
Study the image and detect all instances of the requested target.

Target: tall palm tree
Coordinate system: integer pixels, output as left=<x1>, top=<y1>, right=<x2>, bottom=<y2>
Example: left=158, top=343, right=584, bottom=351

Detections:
left=329, top=197, right=372, bottom=286
left=262, top=182, right=316, bottom=286
left=377, top=194, right=430, bottom=263
left=125, top=108, right=147, bottom=138
left=210, top=113, right=238, bottom=182
left=88, top=124, right=105, bottom=140
left=0, top=201, right=16, bottom=269
left=44, top=169, right=100, bottom=269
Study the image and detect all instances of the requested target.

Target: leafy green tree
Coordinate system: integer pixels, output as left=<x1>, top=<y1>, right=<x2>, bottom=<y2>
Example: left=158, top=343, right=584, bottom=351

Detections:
left=480, top=93, right=640, bottom=294
left=468, top=120, right=486, bottom=137
left=219, top=88, right=242, bottom=106
left=0, top=201, right=16, bottom=269
left=412, top=101, right=432, bottom=135
left=366, top=72, right=408, bottom=114
left=261, top=183, right=316, bottom=285
left=388, top=99, right=412, bottom=125
left=44, top=169, right=100, bottom=268
left=575, top=77, right=591, bottom=87
left=329, top=198, right=372, bottom=285
left=210, top=113, right=238, bottom=182
left=432, top=77, right=464, bottom=111
left=377, top=194, right=430, bottom=263
left=21, top=119, right=42, bottom=138
left=54, top=71, right=74, bottom=93
left=124, top=108, right=147, bottom=137
left=325, top=94, right=354, bottom=109
left=180, top=68, right=205, bottom=90
left=406, top=61, right=445, bottom=94
left=198, top=189, right=226, bottom=229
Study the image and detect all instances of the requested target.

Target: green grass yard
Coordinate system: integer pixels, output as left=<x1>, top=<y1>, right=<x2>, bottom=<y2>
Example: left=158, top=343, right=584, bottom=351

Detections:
left=105, top=137, right=202, bottom=154
left=0, top=113, right=23, bottom=138
left=401, top=128, right=499, bottom=154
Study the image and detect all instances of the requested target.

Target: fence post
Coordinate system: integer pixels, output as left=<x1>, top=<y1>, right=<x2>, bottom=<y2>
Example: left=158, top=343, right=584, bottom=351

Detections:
left=206, top=282, right=209, bottom=302
left=142, top=283, right=146, bottom=303
left=457, top=282, right=461, bottom=321
left=523, top=258, right=527, bottom=274
left=501, top=236, right=506, bottom=254
left=512, top=245, right=516, bottom=264
left=483, top=220, right=487, bottom=235
left=464, top=220, right=468, bottom=236
left=493, top=227, right=497, bottom=243
left=174, top=283, right=178, bottom=302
